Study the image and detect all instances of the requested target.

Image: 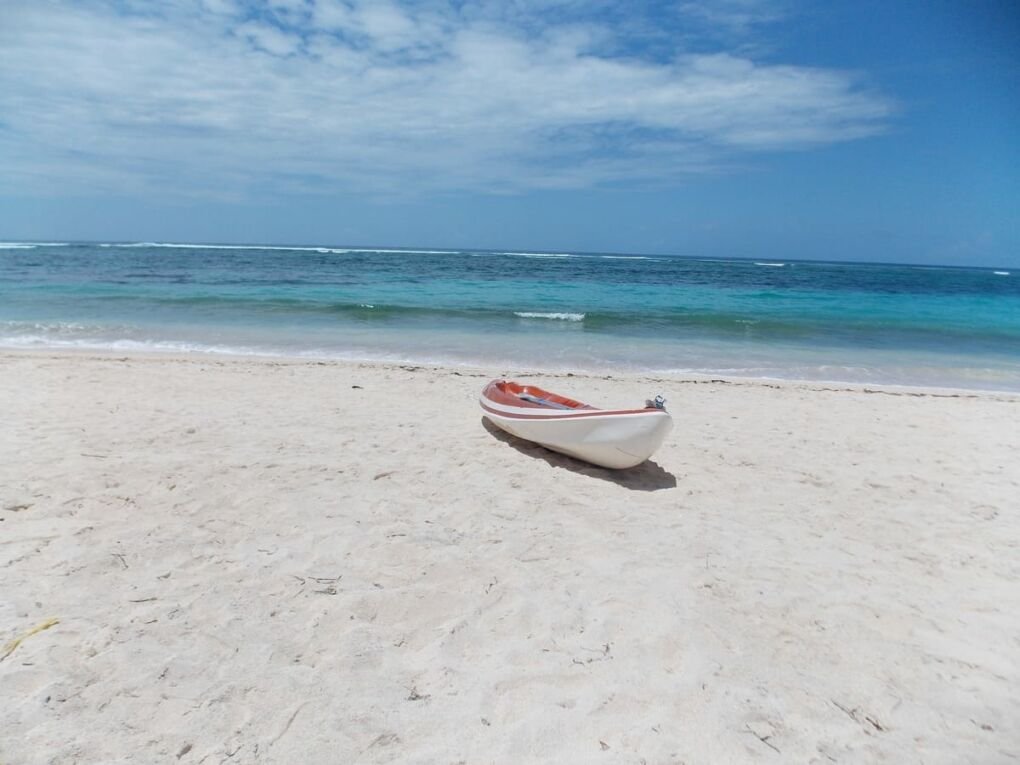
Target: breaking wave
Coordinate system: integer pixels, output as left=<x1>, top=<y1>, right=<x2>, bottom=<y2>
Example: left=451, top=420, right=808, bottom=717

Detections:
left=97, top=242, right=465, bottom=255
left=513, top=311, right=585, bottom=321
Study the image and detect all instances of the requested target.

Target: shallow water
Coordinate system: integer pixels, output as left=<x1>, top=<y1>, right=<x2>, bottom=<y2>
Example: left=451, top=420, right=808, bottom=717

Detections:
left=1, top=241, right=1018, bottom=390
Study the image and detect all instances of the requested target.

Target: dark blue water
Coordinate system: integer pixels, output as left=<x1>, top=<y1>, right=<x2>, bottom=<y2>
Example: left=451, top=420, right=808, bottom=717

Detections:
left=2, top=241, right=1018, bottom=389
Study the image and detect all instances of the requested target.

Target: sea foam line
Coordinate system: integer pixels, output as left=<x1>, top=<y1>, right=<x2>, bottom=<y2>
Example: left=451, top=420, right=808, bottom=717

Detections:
left=100, top=242, right=349, bottom=253
left=513, top=311, right=585, bottom=321
left=99, top=242, right=462, bottom=255
left=0, top=242, right=71, bottom=249
left=0, top=334, right=495, bottom=371
left=598, top=255, right=660, bottom=261
left=335, top=248, right=461, bottom=255
left=0, top=242, right=72, bottom=249
left=486, top=251, right=661, bottom=261
left=500, top=252, right=574, bottom=258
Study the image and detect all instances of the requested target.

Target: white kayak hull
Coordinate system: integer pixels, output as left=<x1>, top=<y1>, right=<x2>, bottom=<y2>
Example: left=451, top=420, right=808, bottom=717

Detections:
left=480, top=380, right=672, bottom=469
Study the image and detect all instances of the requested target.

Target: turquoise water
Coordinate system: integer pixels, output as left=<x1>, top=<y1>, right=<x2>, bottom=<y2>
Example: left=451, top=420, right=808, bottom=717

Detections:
left=1, top=241, right=1019, bottom=390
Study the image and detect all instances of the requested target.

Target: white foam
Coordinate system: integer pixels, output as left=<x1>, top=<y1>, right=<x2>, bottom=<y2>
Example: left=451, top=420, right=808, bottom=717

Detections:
left=755, top=262, right=786, bottom=267
left=338, top=248, right=461, bottom=255
left=598, top=255, right=659, bottom=261
left=0, top=335, right=264, bottom=355
left=0, top=334, right=491, bottom=371
left=514, top=311, right=585, bottom=321
left=994, top=271, right=1010, bottom=276
left=500, top=252, right=574, bottom=258
left=0, top=242, right=70, bottom=249
left=97, top=242, right=466, bottom=255
left=101, top=242, right=341, bottom=253
left=499, top=251, right=662, bottom=261
left=4, top=321, right=74, bottom=332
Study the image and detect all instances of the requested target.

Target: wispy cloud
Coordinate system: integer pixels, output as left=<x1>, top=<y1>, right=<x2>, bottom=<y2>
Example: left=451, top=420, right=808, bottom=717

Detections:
left=0, top=0, right=892, bottom=199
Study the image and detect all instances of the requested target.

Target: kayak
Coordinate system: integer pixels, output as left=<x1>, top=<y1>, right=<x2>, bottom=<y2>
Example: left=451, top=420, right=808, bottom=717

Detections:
left=480, top=379, right=672, bottom=469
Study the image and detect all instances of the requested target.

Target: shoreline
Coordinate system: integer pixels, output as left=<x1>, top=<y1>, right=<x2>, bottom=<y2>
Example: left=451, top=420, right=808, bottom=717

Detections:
left=2, top=350, right=1018, bottom=762
left=4, top=347, right=1019, bottom=400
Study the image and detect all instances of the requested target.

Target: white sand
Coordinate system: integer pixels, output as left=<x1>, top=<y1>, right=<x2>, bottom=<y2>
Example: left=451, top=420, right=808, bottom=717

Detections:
left=1, top=351, right=1018, bottom=763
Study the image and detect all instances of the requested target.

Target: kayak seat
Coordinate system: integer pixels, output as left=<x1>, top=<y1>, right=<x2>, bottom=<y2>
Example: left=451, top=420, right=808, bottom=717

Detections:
left=517, top=393, right=574, bottom=410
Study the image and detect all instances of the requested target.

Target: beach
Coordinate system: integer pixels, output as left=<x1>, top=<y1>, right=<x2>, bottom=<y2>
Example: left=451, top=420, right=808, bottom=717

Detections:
left=2, top=350, right=1018, bottom=763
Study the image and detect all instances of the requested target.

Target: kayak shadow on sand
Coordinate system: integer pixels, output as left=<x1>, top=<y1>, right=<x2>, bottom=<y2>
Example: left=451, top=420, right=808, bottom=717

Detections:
left=481, top=417, right=677, bottom=491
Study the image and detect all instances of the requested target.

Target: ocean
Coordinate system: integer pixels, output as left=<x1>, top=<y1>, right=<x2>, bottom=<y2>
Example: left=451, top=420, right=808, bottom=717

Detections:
left=1, top=241, right=1018, bottom=391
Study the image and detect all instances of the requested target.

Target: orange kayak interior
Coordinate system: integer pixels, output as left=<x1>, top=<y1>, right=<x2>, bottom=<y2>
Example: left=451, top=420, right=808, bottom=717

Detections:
left=484, top=380, right=596, bottom=411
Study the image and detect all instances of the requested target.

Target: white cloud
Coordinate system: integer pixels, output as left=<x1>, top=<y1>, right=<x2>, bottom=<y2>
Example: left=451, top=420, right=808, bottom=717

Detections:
left=311, top=0, right=355, bottom=32
left=235, top=20, right=303, bottom=55
left=679, top=0, right=786, bottom=34
left=357, top=2, right=421, bottom=50
left=0, top=0, right=892, bottom=199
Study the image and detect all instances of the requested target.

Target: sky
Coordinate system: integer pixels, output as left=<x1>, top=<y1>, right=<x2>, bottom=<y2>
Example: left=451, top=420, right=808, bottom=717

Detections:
left=1, top=0, right=1017, bottom=265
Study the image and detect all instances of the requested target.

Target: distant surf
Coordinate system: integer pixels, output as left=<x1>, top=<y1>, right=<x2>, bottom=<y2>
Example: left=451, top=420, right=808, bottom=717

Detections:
left=0, top=242, right=69, bottom=249
left=100, top=242, right=349, bottom=253
left=99, top=242, right=462, bottom=256
left=502, top=252, right=573, bottom=259
left=513, top=311, right=585, bottom=321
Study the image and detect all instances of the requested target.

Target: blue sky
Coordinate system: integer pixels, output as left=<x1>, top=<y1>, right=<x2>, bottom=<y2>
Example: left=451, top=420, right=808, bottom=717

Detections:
left=1, top=0, right=1017, bottom=265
